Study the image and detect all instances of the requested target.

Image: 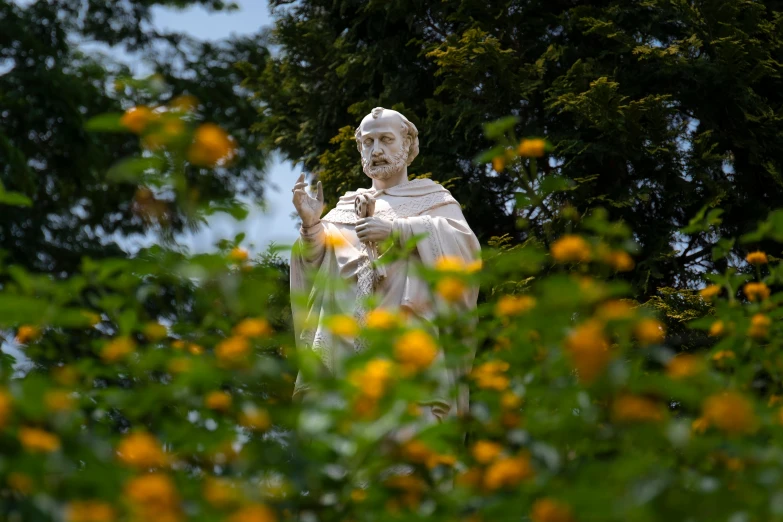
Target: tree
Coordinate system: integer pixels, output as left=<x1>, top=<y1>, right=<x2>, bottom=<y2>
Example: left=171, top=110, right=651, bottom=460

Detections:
left=0, top=0, right=269, bottom=277
left=247, top=0, right=783, bottom=298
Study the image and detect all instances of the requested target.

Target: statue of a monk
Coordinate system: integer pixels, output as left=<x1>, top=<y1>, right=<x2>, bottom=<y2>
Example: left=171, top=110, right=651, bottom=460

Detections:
left=290, top=107, right=480, bottom=422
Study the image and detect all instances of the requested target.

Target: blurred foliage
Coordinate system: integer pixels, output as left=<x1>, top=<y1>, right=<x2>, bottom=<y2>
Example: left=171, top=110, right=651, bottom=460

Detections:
left=0, top=0, right=269, bottom=276
left=245, top=0, right=783, bottom=298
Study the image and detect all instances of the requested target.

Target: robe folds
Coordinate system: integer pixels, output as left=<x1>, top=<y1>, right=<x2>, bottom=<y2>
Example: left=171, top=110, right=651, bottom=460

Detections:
left=290, top=178, right=481, bottom=420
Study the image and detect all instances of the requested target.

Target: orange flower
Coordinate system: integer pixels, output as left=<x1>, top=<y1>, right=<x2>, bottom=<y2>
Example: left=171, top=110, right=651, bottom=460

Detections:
left=472, top=361, right=510, bottom=391
left=205, top=391, right=232, bottom=411
left=483, top=455, right=534, bottom=490
left=634, top=318, right=666, bottom=346
left=712, top=350, right=735, bottom=362
left=203, top=477, right=241, bottom=508
left=188, top=123, right=236, bottom=167
left=125, top=473, right=180, bottom=520
left=325, top=315, right=360, bottom=337
left=748, top=313, right=771, bottom=339
left=239, top=406, right=271, bottom=431
left=700, top=285, right=721, bottom=300
left=472, top=440, right=503, bottom=464
left=691, top=416, right=709, bottom=434
left=436, top=277, right=466, bottom=302
left=66, top=500, right=116, bottom=522
left=234, top=318, right=273, bottom=338
left=394, top=330, right=438, bottom=373
left=492, top=156, right=505, bottom=172
left=744, top=282, right=770, bottom=302
left=434, top=255, right=467, bottom=272
left=666, top=354, right=704, bottom=379
left=45, top=389, right=75, bottom=412
left=120, top=106, right=155, bottom=133
left=596, top=300, right=635, bottom=321
left=15, top=325, right=40, bottom=344
left=143, top=322, right=167, bottom=342
left=605, top=250, right=634, bottom=272
left=365, top=308, right=399, bottom=329
left=117, top=432, right=167, bottom=468
left=746, top=251, right=768, bottom=265
left=518, top=138, right=546, bottom=158
left=7, top=472, right=33, bottom=494
left=324, top=232, right=348, bottom=248
left=495, top=295, right=536, bottom=317
left=531, top=498, right=576, bottom=522
left=708, top=320, right=725, bottom=337
left=101, top=337, right=136, bottom=363
left=702, top=391, right=758, bottom=436
left=19, top=427, right=60, bottom=453
left=565, top=320, right=611, bottom=384
left=169, top=95, right=198, bottom=113
left=230, top=247, right=249, bottom=262
left=612, top=395, right=665, bottom=423
left=0, top=389, right=12, bottom=428
left=215, top=336, right=250, bottom=365
left=551, top=235, right=591, bottom=264
left=349, top=359, right=395, bottom=400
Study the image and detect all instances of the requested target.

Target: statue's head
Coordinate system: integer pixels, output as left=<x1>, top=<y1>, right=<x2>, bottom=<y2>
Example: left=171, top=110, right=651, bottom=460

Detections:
left=355, top=107, right=419, bottom=180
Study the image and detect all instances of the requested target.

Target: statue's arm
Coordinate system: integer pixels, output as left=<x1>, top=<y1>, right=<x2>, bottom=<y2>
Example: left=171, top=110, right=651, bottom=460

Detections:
left=296, top=220, right=327, bottom=265
left=391, top=203, right=480, bottom=256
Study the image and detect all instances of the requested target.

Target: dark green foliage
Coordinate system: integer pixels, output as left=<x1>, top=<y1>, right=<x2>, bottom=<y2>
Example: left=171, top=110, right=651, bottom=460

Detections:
left=247, top=0, right=783, bottom=298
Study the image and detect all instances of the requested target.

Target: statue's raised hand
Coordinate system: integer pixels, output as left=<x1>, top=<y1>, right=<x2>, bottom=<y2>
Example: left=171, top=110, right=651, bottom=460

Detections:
left=292, top=173, right=324, bottom=227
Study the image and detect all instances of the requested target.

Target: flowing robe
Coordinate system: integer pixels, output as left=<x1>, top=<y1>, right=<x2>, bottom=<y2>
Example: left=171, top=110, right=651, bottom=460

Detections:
left=290, top=178, right=480, bottom=419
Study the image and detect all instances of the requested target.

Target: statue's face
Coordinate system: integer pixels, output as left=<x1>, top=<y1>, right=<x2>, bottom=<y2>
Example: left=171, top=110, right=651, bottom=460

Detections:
left=358, top=114, right=409, bottom=180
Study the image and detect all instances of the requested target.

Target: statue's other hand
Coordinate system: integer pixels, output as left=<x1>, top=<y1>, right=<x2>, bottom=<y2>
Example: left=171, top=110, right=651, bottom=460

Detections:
left=292, top=173, right=324, bottom=227
left=356, top=216, right=393, bottom=244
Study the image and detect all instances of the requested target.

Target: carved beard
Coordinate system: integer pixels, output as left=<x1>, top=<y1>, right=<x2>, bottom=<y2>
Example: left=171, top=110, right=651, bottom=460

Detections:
left=362, top=146, right=409, bottom=180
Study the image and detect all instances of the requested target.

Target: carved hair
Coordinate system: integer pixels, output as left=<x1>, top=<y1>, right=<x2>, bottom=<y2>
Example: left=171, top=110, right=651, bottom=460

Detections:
left=355, top=107, right=419, bottom=166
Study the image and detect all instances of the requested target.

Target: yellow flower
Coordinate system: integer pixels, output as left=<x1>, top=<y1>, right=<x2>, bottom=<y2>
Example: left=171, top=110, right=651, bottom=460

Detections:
left=712, top=350, right=735, bottom=362
left=702, top=391, right=758, bottom=436
left=551, top=235, right=591, bottom=263
left=45, top=389, right=75, bottom=412
left=169, top=95, right=198, bottom=112
left=708, top=320, right=725, bottom=337
left=394, top=330, right=438, bottom=373
left=483, top=455, right=534, bottom=490
left=666, top=354, right=704, bottom=379
left=436, top=277, right=466, bottom=302
left=518, top=138, right=546, bottom=158
left=501, top=392, right=523, bottom=409
left=350, top=489, right=367, bottom=502
left=215, top=336, right=250, bottom=365
left=565, top=320, right=611, bottom=384
left=168, top=357, right=191, bottom=374
left=349, top=359, right=395, bottom=400
left=230, top=247, right=249, bottom=262
left=746, top=251, right=768, bottom=265
left=0, top=389, right=12, bottom=428
left=365, top=308, right=399, bottom=329
left=188, top=123, right=236, bottom=167
left=203, top=477, right=241, bottom=508
left=125, top=473, right=180, bottom=520
left=101, top=337, right=136, bottom=363
left=596, top=299, right=635, bottom=321
left=19, top=427, right=60, bottom=453
left=471, top=361, right=510, bottom=391
left=434, top=255, right=467, bottom=272
left=66, top=501, right=116, bottom=522
left=234, top=318, right=273, bottom=338
left=120, top=106, right=155, bottom=134
left=325, top=314, right=359, bottom=337
left=611, top=395, right=665, bottom=423
left=117, top=432, right=167, bottom=468
left=7, top=472, right=33, bottom=494
left=239, top=406, right=271, bottom=431
left=748, top=313, right=771, bottom=339
left=492, top=156, right=505, bottom=172
left=471, top=440, right=503, bottom=464
left=15, top=324, right=40, bottom=344
left=227, top=504, right=277, bottom=522
left=700, top=285, right=721, bottom=300
left=634, top=318, right=666, bottom=346
left=143, top=322, right=167, bottom=342
left=744, top=282, right=770, bottom=302
left=205, top=391, right=232, bottom=411
left=188, top=343, right=204, bottom=355
left=605, top=250, right=635, bottom=272
left=466, top=259, right=483, bottom=273
left=495, top=295, right=536, bottom=317
left=531, top=498, right=576, bottom=522
left=692, top=416, right=709, bottom=434
left=324, top=232, right=348, bottom=248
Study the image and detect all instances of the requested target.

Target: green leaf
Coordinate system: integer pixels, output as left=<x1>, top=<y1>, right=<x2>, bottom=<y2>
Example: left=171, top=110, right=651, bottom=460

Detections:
left=680, top=206, right=723, bottom=234
left=482, top=116, right=519, bottom=139
left=0, top=190, right=32, bottom=207
left=106, top=156, right=165, bottom=183
left=473, top=145, right=506, bottom=165
left=205, top=201, right=249, bottom=221
left=85, top=112, right=127, bottom=132
left=539, top=175, right=574, bottom=196
left=712, top=238, right=735, bottom=261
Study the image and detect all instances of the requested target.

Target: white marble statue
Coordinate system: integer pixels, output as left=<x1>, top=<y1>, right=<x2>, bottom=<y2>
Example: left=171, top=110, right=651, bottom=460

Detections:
left=290, top=107, right=480, bottom=421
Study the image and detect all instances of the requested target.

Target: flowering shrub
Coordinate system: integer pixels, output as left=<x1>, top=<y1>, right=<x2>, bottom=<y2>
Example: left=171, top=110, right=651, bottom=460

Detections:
left=2, top=107, right=783, bottom=522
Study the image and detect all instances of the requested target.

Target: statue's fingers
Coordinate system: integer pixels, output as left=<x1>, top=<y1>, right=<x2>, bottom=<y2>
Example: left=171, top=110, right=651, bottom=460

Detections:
left=316, top=181, right=324, bottom=203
